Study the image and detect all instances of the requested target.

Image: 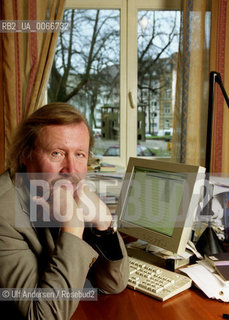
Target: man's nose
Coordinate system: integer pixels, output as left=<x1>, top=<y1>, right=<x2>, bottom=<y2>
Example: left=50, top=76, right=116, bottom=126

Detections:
left=62, top=155, right=76, bottom=173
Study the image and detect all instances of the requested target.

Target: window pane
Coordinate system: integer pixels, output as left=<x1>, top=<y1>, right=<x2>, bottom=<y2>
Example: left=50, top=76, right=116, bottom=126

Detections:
left=48, top=9, right=120, bottom=157
left=137, top=10, right=180, bottom=158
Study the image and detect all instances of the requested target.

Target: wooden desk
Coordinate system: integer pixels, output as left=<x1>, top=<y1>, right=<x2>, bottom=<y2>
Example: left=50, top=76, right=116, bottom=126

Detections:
left=71, top=287, right=229, bottom=320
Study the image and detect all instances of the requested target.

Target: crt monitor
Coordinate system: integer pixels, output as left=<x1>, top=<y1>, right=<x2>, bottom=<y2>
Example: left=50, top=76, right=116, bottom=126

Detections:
left=117, top=158, right=205, bottom=256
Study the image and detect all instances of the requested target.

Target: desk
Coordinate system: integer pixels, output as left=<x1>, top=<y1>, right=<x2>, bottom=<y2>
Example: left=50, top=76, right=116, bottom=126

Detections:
left=71, top=287, right=229, bottom=320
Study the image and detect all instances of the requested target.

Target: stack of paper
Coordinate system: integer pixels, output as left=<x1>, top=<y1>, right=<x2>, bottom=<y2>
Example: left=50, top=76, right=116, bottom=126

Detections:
left=180, top=259, right=229, bottom=302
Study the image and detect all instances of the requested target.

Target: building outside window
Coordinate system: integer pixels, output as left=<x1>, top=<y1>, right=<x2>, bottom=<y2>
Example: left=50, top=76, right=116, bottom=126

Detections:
left=48, top=0, right=209, bottom=166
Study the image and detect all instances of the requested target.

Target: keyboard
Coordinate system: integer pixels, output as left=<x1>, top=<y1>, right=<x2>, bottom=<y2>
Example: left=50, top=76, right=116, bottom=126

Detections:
left=128, top=256, right=192, bottom=301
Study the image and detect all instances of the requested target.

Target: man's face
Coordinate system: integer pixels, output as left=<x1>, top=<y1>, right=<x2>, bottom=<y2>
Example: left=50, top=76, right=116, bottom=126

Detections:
left=24, top=122, right=90, bottom=184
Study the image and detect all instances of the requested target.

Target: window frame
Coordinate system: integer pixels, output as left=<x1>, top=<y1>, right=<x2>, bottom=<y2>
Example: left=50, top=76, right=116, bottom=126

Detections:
left=65, top=0, right=127, bottom=167
left=64, top=0, right=181, bottom=167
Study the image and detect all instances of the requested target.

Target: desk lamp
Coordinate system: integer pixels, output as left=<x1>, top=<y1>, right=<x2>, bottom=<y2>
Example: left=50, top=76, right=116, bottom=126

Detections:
left=196, top=71, right=229, bottom=256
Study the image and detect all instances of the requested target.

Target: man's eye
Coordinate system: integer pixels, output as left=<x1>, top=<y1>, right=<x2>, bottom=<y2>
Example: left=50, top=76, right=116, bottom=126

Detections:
left=51, top=151, right=62, bottom=157
left=76, top=153, right=84, bottom=158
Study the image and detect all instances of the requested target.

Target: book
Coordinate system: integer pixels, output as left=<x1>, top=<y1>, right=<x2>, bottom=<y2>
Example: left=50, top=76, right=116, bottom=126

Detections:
left=100, top=163, right=116, bottom=172
left=215, top=265, right=229, bottom=282
left=99, top=194, right=118, bottom=204
left=205, top=252, right=229, bottom=265
left=205, top=252, right=229, bottom=281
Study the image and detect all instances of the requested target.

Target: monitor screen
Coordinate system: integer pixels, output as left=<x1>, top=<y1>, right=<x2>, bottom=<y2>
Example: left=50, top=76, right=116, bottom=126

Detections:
left=117, top=158, right=205, bottom=255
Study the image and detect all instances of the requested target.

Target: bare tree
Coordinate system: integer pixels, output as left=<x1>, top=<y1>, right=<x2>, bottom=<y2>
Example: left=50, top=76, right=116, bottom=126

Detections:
left=48, top=9, right=179, bottom=132
left=137, top=11, right=179, bottom=134
left=48, top=9, right=120, bottom=128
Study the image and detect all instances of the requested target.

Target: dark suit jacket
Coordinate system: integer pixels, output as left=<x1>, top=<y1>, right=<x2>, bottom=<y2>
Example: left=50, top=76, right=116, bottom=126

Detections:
left=0, top=171, right=129, bottom=319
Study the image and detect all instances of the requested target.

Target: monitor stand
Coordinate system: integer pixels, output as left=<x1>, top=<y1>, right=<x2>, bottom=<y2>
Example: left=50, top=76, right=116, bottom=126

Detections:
left=126, top=245, right=191, bottom=272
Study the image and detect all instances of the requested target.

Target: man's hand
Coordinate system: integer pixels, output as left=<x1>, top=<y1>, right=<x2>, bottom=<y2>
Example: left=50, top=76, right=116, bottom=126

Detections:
left=33, top=180, right=85, bottom=239
left=75, top=180, right=112, bottom=231
left=55, top=186, right=85, bottom=239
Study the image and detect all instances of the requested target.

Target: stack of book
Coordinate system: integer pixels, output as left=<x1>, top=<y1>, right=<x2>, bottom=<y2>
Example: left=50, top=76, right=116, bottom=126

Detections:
left=99, top=162, right=116, bottom=172
left=205, top=252, right=229, bottom=282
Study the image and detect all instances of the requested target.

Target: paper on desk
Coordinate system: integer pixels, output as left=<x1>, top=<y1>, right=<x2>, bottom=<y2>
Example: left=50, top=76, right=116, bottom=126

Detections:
left=213, top=185, right=229, bottom=196
left=186, top=240, right=203, bottom=259
left=180, top=263, right=229, bottom=302
left=210, top=176, right=229, bottom=188
left=208, top=176, right=229, bottom=196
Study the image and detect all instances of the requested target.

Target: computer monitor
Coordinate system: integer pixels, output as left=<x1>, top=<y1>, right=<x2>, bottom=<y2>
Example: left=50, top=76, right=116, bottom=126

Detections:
left=117, top=158, right=205, bottom=256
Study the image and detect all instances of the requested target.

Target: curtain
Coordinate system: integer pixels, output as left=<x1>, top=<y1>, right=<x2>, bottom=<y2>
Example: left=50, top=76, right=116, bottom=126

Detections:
left=209, top=0, right=229, bottom=173
left=171, top=0, right=210, bottom=167
left=0, top=27, right=4, bottom=175
left=0, top=0, right=65, bottom=174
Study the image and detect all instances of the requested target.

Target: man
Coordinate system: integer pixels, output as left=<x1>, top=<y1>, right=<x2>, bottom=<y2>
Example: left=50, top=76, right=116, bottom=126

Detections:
left=0, top=103, right=129, bottom=319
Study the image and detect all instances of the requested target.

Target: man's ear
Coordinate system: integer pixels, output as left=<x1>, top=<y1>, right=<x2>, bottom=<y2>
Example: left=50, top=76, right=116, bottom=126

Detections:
left=21, top=153, right=32, bottom=167
left=21, top=155, right=28, bottom=167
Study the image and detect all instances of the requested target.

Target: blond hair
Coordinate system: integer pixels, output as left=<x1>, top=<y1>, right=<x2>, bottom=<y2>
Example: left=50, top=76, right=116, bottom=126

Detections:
left=7, top=103, right=94, bottom=179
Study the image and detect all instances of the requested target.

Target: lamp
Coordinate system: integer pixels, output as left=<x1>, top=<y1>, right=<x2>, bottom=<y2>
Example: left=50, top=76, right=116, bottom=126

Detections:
left=195, top=71, right=229, bottom=256
left=205, top=71, right=229, bottom=173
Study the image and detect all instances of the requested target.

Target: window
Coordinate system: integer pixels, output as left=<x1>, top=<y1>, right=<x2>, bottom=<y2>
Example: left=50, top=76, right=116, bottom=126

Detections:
left=164, top=119, right=170, bottom=129
left=48, top=0, right=185, bottom=166
left=137, top=8, right=179, bottom=157
left=164, top=104, right=171, bottom=114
